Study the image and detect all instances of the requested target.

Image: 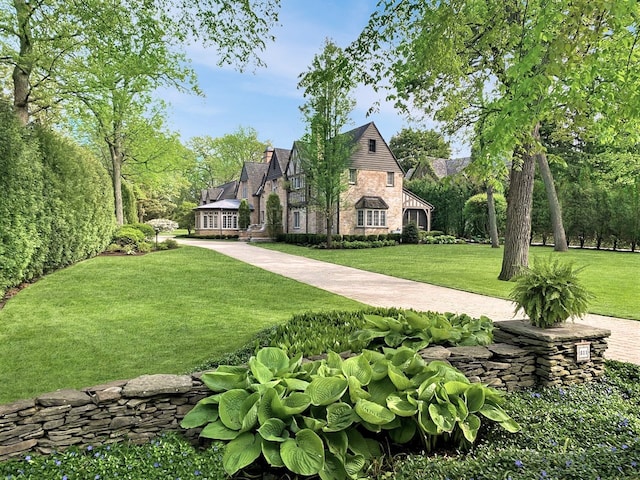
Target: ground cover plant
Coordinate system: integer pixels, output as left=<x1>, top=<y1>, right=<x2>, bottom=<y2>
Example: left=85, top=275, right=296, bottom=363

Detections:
left=0, top=247, right=362, bottom=403
left=258, top=243, right=640, bottom=320
left=1, top=362, right=637, bottom=479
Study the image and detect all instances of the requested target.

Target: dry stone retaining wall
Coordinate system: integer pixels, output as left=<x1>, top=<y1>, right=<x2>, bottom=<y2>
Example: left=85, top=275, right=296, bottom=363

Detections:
left=0, top=321, right=611, bottom=462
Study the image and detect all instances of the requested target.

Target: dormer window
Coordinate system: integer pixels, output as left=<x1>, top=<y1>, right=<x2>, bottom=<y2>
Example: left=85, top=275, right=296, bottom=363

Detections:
left=368, top=139, right=376, bottom=152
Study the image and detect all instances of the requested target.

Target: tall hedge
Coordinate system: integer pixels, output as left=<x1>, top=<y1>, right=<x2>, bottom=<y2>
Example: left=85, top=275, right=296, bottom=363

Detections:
left=0, top=102, right=114, bottom=296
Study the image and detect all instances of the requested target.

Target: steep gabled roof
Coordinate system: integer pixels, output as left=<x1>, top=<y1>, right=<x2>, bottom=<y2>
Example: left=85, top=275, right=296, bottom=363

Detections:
left=240, top=162, right=269, bottom=184
left=265, top=148, right=291, bottom=181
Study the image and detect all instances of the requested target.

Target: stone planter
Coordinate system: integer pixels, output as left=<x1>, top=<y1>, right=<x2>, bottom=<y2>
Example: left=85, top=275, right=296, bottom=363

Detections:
left=494, top=320, right=611, bottom=387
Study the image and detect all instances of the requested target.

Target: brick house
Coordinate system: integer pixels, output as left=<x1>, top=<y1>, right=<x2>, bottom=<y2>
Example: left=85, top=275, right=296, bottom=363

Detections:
left=194, top=122, right=433, bottom=237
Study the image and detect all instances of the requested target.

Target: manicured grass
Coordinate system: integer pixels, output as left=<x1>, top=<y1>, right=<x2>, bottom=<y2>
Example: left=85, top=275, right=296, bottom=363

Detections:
left=258, top=243, right=640, bottom=320
left=0, top=247, right=362, bottom=403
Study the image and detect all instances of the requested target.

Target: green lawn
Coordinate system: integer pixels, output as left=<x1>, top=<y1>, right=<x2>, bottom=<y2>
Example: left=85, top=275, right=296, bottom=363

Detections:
left=0, top=246, right=362, bottom=403
left=258, top=243, right=640, bottom=320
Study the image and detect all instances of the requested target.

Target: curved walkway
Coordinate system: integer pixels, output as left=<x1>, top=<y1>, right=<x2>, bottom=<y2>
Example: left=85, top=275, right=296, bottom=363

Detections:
left=178, top=239, right=639, bottom=365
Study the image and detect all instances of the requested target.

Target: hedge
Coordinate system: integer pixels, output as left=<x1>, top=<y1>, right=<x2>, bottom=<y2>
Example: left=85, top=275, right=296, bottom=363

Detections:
left=0, top=101, right=114, bottom=296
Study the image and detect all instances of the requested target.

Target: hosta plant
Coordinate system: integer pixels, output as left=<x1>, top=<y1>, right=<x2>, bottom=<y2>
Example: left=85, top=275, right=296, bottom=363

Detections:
left=510, top=257, right=592, bottom=328
left=349, top=310, right=494, bottom=351
left=181, top=346, right=519, bottom=478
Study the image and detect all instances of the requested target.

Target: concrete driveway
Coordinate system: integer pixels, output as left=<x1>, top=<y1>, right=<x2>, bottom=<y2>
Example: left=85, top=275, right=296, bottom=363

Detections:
left=177, top=239, right=640, bottom=365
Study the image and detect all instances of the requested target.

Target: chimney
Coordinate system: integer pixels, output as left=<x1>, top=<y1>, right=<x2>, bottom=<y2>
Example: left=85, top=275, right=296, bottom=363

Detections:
left=263, top=146, right=274, bottom=164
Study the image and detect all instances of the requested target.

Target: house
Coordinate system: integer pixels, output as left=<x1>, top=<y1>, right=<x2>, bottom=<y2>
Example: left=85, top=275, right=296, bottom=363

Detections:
left=193, top=122, right=433, bottom=237
left=405, top=156, right=472, bottom=181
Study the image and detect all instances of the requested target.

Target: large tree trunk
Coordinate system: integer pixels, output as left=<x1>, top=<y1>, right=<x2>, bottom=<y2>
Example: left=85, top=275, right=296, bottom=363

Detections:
left=487, top=184, right=500, bottom=248
left=499, top=143, right=537, bottom=280
left=109, top=142, right=125, bottom=226
left=534, top=129, right=567, bottom=251
left=12, top=0, right=33, bottom=126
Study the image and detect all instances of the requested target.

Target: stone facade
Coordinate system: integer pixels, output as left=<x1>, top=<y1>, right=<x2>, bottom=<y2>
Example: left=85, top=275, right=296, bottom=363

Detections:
left=0, top=322, right=611, bottom=462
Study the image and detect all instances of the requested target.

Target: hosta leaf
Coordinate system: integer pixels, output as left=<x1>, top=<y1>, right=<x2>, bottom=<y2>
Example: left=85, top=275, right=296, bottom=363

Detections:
left=384, top=331, right=405, bottom=347
left=281, top=429, right=325, bottom=476
left=418, top=381, right=437, bottom=401
left=219, top=389, right=251, bottom=430
left=327, top=351, right=343, bottom=369
left=479, top=402, right=511, bottom=423
left=258, top=388, right=277, bottom=424
left=348, top=376, right=371, bottom=404
left=257, top=347, right=290, bottom=374
left=324, top=402, right=355, bottom=432
left=344, top=453, right=366, bottom=477
left=307, top=377, right=349, bottom=406
left=387, top=364, right=413, bottom=391
left=302, top=416, right=326, bottom=432
left=258, top=418, right=289, bottom=442
left=444, top=380, right=470, bottom=396
left=404, top=310, right=432, bottom=330
left=368, top=377, right=397, bottom=405
left=249, top=357, right=274, bottom=384
left=279, top=392, right=312, bottom=416
left=428, top=402, right=457, bottom=432
left=388, top=418, right=417, bottom=444
left=346, top=429, right=381, bottom=459
left=454, top=396, right=469, bottom=421
left=322, top=430, right=348, bottom=459
left=320, top=452, right=347, bottom=480
left=262, top=439, right=284, bottom=467
left=200, top=419, right=240, bottom=440
left=466, top=385, right=486, bottom=413
left=223, top=432, right=262, bottom=475
left=239, top=392, right=260, bottom=433
left=342, top=355, right=372, bottom=385
left=387, top=393, right=418, bottom=417
left=418, top=408, right=438, bottom=435
left=363, top=314, right=390, bottom=330
left=283, top=377, right=310, bottom=392
left=202, top=370, right=248, bottom=392
left=180, top=402, right=218, bottom=428
left=370, top=358, right=389, bottom=381
left=459, top=413, right=481, bottom=442
left=355, top=399, right=396, bottom=425
left=499, top=417, right=521, bottom=433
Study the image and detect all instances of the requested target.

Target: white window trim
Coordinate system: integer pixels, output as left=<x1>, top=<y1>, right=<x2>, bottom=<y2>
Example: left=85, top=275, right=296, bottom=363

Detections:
left=357, top=209, right=387, bottom=228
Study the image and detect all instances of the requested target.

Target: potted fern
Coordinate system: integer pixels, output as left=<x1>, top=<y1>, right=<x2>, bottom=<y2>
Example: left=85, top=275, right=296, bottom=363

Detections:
left=510, top=257, right=592, bottom=328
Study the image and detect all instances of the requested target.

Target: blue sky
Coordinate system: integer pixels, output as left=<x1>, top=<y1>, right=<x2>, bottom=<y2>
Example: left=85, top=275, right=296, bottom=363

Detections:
left=161, top=0, right=470, bottom=157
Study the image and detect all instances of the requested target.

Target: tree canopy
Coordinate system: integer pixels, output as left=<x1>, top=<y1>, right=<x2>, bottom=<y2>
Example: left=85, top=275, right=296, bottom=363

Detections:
left=298, top=39, right=357, bottom=247
left=389, top=128, right=451, bottom=173
left=351, top=0, right=640, bottom=278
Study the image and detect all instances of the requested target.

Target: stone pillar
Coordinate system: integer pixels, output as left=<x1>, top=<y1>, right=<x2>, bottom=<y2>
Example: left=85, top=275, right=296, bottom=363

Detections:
left=494, top=320, right=611, bottom=387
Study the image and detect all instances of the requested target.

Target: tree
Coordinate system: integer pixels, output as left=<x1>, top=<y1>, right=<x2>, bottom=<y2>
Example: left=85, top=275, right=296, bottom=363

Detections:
left=389, top=128, right=451, bottom=173
left=238, top=199, right=251, bottom=230
left=175, top=201, right=197, bottom=235
left=265, top=193, right=282, bottom=238
left=0, top=0, right=280, bottom=125
left=351, top=0, right=639, bottom=279
left=188, top=127, right=268, bottom=188
left=298, top=39, right=356, bottom=248
left=463, top=193, right=506, bottom=240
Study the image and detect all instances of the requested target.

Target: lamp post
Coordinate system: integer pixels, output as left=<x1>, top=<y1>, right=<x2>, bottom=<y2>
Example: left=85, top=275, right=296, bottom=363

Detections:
left=154, top=226, right=160, bottom=249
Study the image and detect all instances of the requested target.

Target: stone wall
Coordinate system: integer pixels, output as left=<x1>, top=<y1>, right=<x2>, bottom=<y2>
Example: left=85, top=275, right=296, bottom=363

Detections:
left=494, top=320, right=610, bottom=387
left=0, top=374, right=209, bottom=462
left=0, top=321, right=611, bottom=462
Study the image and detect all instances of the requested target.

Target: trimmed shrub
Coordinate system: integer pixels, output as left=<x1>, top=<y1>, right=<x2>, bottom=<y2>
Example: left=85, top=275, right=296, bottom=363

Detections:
left=161, top=238, right=179, bottom=249
left=402, top=221, right=420, bottom=244
left=130, top=222, right=155, bottom=239
left=113, top=226, right=145, bottom=246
